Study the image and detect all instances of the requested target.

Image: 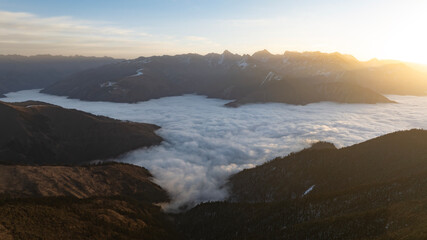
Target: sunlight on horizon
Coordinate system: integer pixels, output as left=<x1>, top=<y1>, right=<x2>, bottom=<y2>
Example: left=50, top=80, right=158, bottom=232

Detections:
left=374, top=1, right=427, bottom=65
left=0, top=1, right=427, bottom=64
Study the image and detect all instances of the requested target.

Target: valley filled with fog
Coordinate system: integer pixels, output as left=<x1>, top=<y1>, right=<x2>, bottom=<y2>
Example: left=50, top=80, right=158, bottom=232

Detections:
left=3, top=89, right=427, bottom=210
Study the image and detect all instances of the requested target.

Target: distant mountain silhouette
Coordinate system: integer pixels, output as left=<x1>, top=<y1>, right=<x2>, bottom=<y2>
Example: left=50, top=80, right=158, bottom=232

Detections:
left=0, top=55, right=121, bottom=95
left=0, top=101, right=162, bottom=165
left=41, top=50, right=427, bottom=106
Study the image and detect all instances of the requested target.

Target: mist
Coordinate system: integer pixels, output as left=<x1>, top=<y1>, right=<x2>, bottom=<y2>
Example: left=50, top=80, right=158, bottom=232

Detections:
left=2, top=90, right=427, bottom=210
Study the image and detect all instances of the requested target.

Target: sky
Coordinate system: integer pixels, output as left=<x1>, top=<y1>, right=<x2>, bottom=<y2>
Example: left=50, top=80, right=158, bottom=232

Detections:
left=0, top=0, right=427, bottom=63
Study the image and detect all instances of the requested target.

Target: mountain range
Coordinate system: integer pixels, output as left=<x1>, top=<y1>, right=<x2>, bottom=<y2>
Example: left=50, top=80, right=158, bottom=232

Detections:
left=0, top=55, right=121, bottom=97
left=41, top=50, right=427, bottom=106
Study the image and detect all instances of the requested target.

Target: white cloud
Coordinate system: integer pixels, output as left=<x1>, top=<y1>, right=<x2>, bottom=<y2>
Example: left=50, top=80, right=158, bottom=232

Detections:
left=3, top=90, right=427, bottom=211
left=0, top=10, right=219, bottom=58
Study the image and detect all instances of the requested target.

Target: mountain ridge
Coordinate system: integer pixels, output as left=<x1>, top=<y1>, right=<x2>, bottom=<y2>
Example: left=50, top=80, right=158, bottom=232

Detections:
left=0, top=55, right=121, bottom=96
left=177, top=129, right=427, bottom=239
left=41, top=50, right=425, bottom=106
left=0, top=100, right=162, bottom=165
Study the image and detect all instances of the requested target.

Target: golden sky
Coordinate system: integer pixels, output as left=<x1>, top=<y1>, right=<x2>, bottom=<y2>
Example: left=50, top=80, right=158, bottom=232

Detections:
left=0, top=0, right=426, bottom=64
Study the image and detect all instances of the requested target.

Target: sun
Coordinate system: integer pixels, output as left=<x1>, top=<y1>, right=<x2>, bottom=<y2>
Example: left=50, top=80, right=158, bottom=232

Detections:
left=378, top=2, right=427, bottom=64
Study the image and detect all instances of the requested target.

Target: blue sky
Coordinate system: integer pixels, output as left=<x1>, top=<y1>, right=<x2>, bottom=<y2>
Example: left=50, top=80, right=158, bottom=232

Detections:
left=0, top=0, right=306, bottom=21
left=0, top=0, right=426, bottom=63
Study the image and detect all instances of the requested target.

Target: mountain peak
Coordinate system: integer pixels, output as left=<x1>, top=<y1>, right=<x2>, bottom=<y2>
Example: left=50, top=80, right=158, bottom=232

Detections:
left=222, top=50, right=234, bottom=56
left=252, top=49, right=273, bottom=58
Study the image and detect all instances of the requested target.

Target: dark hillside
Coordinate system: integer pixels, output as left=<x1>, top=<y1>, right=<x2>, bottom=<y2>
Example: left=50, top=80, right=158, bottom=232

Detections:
left=0, top=55, right=120, bottom=95
left=177, top=129, right=427, bottom=239
left=0, top=163, right=180, bottom=240
left=0, top=101, right=162, bottom=165
left=229, top=129, right=427, bottom=202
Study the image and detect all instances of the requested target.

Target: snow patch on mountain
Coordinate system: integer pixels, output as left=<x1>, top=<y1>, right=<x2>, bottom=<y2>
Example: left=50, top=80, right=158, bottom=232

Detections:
left=238, top=59, right=249, bottom=69
left=218, top=54, right=225, bottom=65
left=302, top=185, right=315, bottom=196
left=100, top=81, right=117, bottom=88
left=261, top=72, right=281, bottom=85
left=131, top=68, right=144, bottom=77
left=316, top=70, right=331, bottom=76
left=142, top=58, right=152, bottom=64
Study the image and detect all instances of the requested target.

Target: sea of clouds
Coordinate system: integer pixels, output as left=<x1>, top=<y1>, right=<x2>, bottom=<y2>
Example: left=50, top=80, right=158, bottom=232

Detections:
left=2, top=89, right=427, bottom=210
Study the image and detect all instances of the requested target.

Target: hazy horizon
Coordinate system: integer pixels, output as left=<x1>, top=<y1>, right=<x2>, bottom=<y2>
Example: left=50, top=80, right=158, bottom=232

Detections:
left=2, top=50, right=427, bottom=72
left=1, top=0, right=427, bottom=64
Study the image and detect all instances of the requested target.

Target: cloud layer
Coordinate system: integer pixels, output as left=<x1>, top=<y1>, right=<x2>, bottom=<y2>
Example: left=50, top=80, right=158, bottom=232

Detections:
left=3, top=90, right=427, bottom=210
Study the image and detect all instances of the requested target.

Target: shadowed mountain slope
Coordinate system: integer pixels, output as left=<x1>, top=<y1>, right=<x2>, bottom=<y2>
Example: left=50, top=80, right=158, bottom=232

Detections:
left=0, top=197, right=181, bottom=240
left=0, top=163, right=181, bottom=240
left=0, top=55, right=120, bottom=95
left=177, top=129, right=427, bottom=240
left=0, top=101, right=162, bottom=165
left=41, top=50, right=424, bottom=106
left=229, top=129, right=427, bottom=202
left=0, top=163, right=168, bottom=202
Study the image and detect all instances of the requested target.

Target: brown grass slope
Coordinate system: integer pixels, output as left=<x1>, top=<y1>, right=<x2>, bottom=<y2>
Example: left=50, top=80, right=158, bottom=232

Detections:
left=0, top=101, right=162, bottom=165
left=0, top=163, right=181, bottom=240
left=0, top=163, right=168, bottom=202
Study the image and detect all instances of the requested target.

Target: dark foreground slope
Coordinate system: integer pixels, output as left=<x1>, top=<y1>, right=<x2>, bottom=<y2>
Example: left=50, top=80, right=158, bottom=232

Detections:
left=41, top=50, right=417, bottom=106
left=0, top=163, right=168, bottom=201
left=177, top=129, right=427, bottom=240
left=0, top=101, right=162, bottom=165
left=0, top=163, right=181, bottom=240
left=229, top=129, right=427, bottom=202
left=0, top=55, right=120, bottom=95
left=0, top=197, right=179, bottom=240
left=2, top=129, right=427, bottom=239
